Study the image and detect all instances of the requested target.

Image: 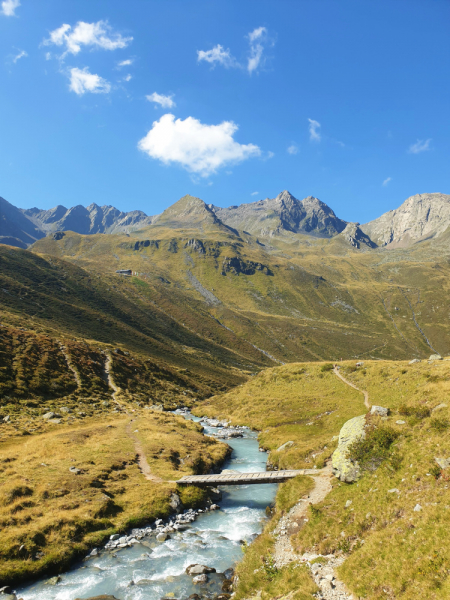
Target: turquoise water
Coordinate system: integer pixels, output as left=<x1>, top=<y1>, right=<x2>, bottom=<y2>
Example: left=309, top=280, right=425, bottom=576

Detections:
left=18, top=414, right=278, bottom=600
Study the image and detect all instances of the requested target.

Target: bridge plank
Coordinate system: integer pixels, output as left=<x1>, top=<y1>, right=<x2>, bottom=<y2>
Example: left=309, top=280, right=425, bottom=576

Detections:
left=176, top=469, right=307, bottom=486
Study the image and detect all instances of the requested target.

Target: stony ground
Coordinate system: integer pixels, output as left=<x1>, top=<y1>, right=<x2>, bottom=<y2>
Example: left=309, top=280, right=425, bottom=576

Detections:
left=273, top=465, right=355, bottom=600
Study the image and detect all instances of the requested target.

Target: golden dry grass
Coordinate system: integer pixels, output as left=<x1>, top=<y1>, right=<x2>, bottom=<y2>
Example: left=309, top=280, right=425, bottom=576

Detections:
left=0, top=411, right=229, bottom=585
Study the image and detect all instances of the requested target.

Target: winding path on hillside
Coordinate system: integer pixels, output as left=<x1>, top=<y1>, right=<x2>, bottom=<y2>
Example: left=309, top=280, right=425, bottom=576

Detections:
left=104, top=352, right=122, bottom=406
left=333, top=366, right=370, bottom=410
left=126, top=420, right=164, bottom=483
left=58, top=342, right=82, bottom=388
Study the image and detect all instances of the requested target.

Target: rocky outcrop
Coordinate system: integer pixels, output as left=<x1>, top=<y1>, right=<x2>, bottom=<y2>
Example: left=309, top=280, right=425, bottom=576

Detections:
left=221, top=257, right=272, bottom=276
left=337, top=222, right=377, bottom=249
left=212, top=191, right=347, bottom=238
left=332, top=414, right=366, bottom=482
left=361, top=193, right=450, bottom=247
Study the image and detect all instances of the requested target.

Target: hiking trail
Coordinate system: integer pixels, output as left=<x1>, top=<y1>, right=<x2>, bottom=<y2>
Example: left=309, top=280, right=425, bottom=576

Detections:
left=273, top=463, right=354, bottom=599
left=126, top=420, right=164, bottom=483
left=333, top=366, right=370, bottom=410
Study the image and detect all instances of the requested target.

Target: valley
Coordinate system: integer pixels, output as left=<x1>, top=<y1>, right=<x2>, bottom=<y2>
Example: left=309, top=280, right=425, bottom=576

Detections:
left=1, top=190, right=450, bottom=599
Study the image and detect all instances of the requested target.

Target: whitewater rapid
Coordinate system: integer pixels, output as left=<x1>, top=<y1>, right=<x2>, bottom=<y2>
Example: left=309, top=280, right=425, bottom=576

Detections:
left=18, top=412, right=278, bottom=600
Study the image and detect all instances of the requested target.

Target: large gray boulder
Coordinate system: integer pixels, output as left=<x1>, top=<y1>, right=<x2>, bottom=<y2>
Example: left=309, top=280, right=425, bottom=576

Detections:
left=332, top=415, right=366, bottom=483
left=186, top=564, right=217, bottom=575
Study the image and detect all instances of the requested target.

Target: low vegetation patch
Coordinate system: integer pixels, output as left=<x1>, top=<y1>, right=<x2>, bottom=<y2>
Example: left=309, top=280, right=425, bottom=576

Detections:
left=346, top=424, right=400, bottom=472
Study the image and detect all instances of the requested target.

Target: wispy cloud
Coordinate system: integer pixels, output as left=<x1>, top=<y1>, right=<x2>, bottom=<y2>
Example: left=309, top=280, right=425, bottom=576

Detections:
left=1, top=0, right=20, bottom=17
left=251, top=191, right=259, bottom=196
left=287, top=143, right=298, bottom=155
left=138, top=113, right=261, bottom=177
left=408, top=138, right=432, bottom=154
left=122, top=74, right=132, bottom=82
left=146, top=92, right=176, bottom=109
left=197, top=26, right=273, bottom=75
left=117, top=58, right=133, bottom=68
left=247, top=26, right=268, bottom=74
left=382, top=177, right=392, bottom=186
left=197, top=44, right=236, bottom=68
left=308, top=118, right=321, bottom=142
left=68, top=67, right=111, bottom=95
left=44, top=20, right=132, bottom=58
left=12, top=49, right=27, bottom=63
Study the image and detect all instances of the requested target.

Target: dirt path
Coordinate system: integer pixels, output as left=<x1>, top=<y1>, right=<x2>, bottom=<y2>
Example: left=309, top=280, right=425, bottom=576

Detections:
left=58, top=342, right=81, bottom=388
left=103, top=352, right=122, bottom=406
left=126, top=420, right=164, bottom=483
left=273, top=464, right=353, bottom=599
left=333, top=366, right=370, bottom=410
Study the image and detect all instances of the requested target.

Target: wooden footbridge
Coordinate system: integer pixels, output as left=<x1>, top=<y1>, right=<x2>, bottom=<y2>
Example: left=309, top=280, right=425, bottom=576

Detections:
left=176, top=469, right=320, bottom=487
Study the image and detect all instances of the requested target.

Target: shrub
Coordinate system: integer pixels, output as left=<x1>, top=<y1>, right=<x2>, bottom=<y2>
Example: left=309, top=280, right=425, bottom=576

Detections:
left=346, top=426, right=400, bottom=472
left=321, top=363, right=334, bottom=372
left=398, top=404, right=431, bottom=419
left=430, top=417, right=450, bottom=432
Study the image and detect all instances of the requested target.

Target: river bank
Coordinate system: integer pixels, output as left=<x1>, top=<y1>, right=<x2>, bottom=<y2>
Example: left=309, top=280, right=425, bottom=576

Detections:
left=14, top=410, right=278, bottom=600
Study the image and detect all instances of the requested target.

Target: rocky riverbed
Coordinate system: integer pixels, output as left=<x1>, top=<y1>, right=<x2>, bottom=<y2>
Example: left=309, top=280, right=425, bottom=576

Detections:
left=16, top=411, right=278, bottom=600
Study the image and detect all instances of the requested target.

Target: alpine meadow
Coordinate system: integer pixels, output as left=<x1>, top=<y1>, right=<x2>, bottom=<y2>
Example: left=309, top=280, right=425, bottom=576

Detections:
left=1, top=2, right=449, bottom=600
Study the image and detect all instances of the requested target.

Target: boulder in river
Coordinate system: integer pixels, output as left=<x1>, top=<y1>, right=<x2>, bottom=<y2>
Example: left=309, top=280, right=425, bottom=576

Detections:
left=186, top=564, right=217, bottom=575
left=331, top=414, right=366, bottom=482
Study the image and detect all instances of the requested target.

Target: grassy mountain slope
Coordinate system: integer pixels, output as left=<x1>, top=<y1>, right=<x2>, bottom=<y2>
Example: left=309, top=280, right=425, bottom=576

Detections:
left=30, top=201, right=450, bottom=367
left=194, top=358, right=450, bottom=600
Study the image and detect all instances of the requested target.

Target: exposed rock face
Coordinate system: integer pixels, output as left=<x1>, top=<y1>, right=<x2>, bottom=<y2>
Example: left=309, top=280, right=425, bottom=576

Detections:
left=211, top=191, right=347, bottom=238
left=0, top=196, right=46, bottom=248
left=0, top=195, right=158, bottom=249
left=337, top=222, right=377, bottom=249
left=361, top=193, right=450, bottom=247
left=332, top=414, right=366, bottom=482
left=24, top=203, right=156, bottom=236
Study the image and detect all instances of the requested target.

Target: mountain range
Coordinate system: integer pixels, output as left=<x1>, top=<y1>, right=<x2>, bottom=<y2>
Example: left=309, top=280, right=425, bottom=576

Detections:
left=1, top=191, right=449, bottom=250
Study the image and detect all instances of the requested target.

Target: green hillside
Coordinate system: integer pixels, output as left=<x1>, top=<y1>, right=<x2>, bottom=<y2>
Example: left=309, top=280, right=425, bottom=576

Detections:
left=194, top=358, right=450, bottom=600
left=29, top=195, right=450, bottom=370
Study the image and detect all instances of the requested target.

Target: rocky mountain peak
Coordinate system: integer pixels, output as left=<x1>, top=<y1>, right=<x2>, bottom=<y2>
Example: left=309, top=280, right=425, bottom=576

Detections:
left=361, top=192, right=450, bottom=247
left=152, top=195, right=239, bottom=236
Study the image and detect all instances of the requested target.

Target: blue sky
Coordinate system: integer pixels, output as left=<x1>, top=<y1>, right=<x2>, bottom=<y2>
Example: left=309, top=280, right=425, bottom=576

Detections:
left=1, top=0, right=449, bottom=223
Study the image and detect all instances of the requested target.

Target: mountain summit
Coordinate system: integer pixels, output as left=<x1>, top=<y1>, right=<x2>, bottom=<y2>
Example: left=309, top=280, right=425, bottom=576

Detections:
left=211, top=191, right=347, bottom=238
left=361, top=193, right=450, bottom=247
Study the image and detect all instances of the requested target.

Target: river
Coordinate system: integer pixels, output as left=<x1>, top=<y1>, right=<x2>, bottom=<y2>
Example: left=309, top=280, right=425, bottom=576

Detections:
left=18, top=412, right=278, bottom=600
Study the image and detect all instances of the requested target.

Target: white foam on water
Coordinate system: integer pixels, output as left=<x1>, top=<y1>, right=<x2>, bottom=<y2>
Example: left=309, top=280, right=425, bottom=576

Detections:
left=18, top=415, right=278, bottom=600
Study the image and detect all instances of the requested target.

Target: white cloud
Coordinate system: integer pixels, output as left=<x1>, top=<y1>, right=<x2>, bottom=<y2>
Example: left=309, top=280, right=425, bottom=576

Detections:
left=287, top=143, right=298, bottom=155
left=138, top=113, right=261, bottom=177
left=123, top=74, right=132, bottom=82
left=44, top=20, right=132, bottom=57
left=251, top=191, right=259, bottom=196
left=1, top=0, right=20, bottom=16
left=146, top=92, right=176, bottom=109
left=197, top=26, right=272, bottom=74
left=408, top=138, right=432, bottom=154
left=12, top=49, right=27, bottom=63
left=197, top=44, right=235, bottom=68
left=117, top=58, right=133, bottom=68
left=382, top=177, right=392, bottom=186
left=308, top=118, right=321, bottom=142
left=247, top=26, right=268, bottom=74
left=69, top=67, right=111, bottom=95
